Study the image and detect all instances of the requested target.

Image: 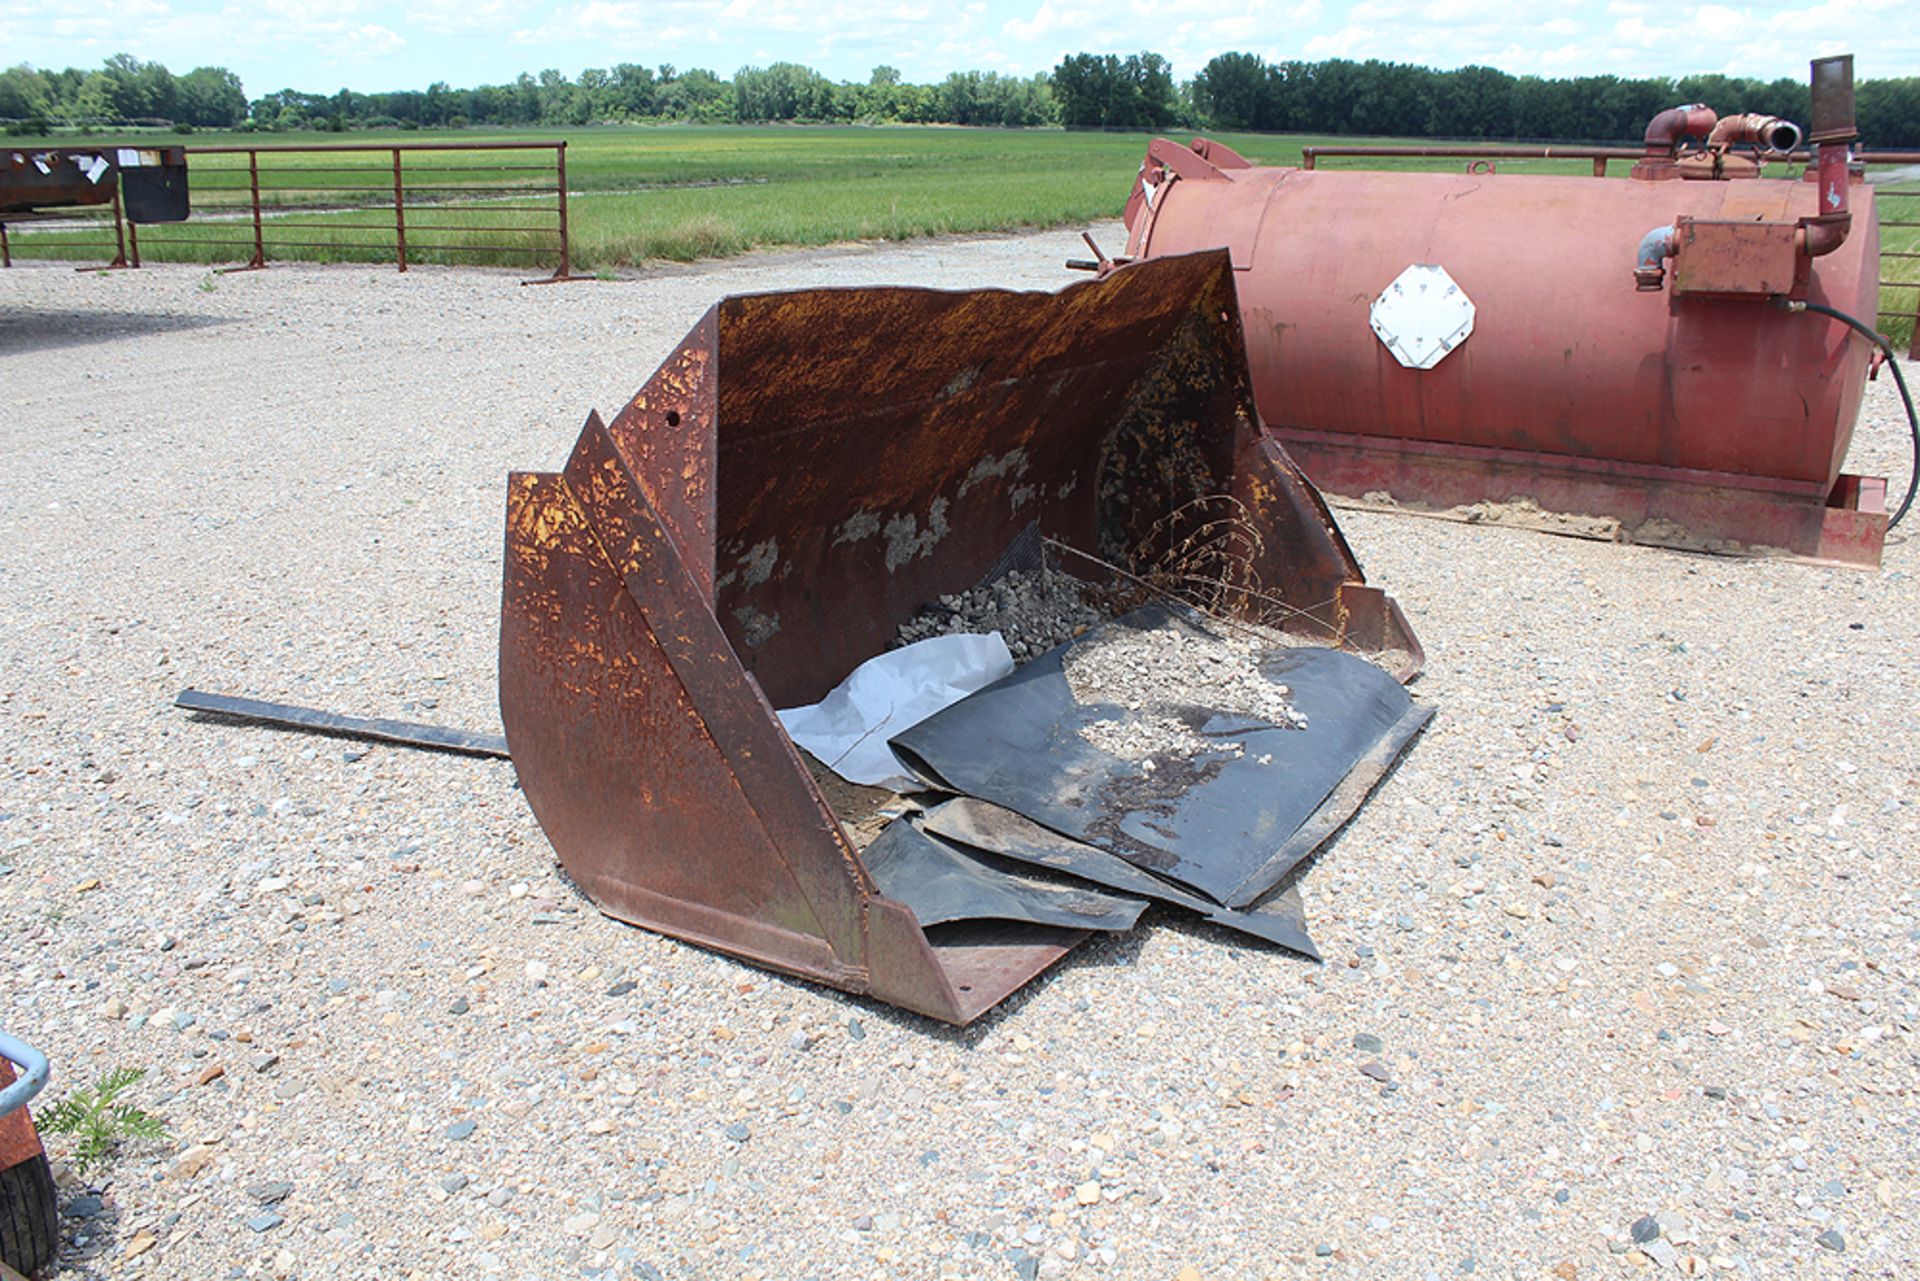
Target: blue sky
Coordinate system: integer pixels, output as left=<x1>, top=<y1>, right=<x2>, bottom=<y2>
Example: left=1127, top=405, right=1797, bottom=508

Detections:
left=6, top=0, right=1914, bottom=95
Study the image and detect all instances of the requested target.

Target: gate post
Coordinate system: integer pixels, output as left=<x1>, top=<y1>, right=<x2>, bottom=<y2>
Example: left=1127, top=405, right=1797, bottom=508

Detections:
left=392, top=148, right=408, bottom=273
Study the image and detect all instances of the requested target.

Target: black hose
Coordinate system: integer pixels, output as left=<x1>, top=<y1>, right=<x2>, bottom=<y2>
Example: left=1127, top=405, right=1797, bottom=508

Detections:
left=1794, top=300, right=1919, bottom=531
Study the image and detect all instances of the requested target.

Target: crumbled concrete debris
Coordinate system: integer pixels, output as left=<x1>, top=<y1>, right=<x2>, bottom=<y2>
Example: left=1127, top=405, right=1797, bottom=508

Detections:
left=1076, top=711, right=1220, bottom=761
left=1062, top=615, right=1306, bottom=761
left=896, top=568, right=1105, bottom=661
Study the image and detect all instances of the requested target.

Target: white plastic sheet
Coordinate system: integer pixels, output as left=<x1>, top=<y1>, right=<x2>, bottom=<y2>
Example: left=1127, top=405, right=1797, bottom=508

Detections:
left=777, top=632, right=1014, bottom=791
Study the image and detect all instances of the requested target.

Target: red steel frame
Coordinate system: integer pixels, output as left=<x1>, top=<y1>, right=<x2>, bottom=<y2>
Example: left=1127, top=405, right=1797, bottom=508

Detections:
left=1279, top=428, right=1888, bottom=568
left=1, top=140, right=582, bottom=284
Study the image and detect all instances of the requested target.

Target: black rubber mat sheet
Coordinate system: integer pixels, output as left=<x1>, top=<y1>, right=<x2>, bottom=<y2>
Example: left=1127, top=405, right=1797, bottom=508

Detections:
left=890, top=605, right=1430, bottom=909
left=861, top=818, right=1149, bottom=933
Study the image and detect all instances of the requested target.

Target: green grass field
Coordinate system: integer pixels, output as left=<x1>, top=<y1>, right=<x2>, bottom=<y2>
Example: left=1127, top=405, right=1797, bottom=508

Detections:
left=1, top=124, right=1610, bottom=267
left=4, top=123, right=1914, bottom=345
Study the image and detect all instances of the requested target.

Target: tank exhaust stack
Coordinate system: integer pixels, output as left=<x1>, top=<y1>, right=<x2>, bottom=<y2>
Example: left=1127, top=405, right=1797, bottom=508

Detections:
left=1803, top=55, right=1857, bottom=258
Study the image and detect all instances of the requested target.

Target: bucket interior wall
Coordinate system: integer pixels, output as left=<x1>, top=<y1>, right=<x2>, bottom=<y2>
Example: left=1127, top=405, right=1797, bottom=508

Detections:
left=698, top=260, right=1359, bottom=707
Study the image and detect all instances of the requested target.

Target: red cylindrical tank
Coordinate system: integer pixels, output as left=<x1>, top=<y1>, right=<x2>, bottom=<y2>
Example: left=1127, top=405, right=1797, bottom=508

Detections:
left=1120, top=136, right=1887, bottom=564
left=1126, top=157, right=1878, bottom=488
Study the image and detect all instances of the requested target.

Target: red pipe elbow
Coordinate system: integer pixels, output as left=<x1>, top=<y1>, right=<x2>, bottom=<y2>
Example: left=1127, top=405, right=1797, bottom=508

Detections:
left=1643, top=104, right=1717, bottom=155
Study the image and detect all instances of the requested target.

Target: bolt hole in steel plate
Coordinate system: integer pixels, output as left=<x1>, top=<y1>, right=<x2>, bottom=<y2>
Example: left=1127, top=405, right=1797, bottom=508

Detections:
left=1370, top=263, right=1475, bottom=371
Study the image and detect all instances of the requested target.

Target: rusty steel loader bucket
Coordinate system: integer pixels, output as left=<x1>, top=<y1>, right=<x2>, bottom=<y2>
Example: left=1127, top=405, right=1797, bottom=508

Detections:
left=498, top=250, right=1421, bottom=1024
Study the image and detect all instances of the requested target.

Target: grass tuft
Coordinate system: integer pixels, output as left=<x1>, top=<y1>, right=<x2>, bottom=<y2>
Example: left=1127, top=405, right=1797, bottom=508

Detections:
left=648, top=214, right=748, bottom=261
left=38, top=1066, right=167, bottom=1173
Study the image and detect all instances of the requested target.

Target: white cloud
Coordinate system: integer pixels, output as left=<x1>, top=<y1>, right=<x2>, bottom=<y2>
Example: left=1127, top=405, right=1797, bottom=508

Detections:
left=1003, top=0, right=1325, bottom=76
left=404, top=0, right=529, bottom=34
left=35, top=0, right=170, bottom=40
left=512, top=0, right=976, bottom=81
left=6, top=0, right=1918, bottom=95
left=521, top=0, right=938, bottom=45
left=340, top=22, right=406, bottom=55
left=14, top=0, right=407, bottom=72
left=519, top=0, right=646, bottom=37
left=1002, top=1, right=1090, bottom=41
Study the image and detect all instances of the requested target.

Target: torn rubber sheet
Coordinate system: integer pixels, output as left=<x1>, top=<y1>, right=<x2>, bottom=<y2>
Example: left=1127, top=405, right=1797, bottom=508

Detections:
left=920, top=796, right=1318, bottom=958
left=861, top=818, right=1149, bottom=932
left=890, top=605, right=1431, bottom=908
left=776, top=632, right=1013, bottom=791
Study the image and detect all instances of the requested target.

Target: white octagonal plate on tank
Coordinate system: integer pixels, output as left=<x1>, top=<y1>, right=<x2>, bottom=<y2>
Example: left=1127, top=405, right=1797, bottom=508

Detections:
left=1370, top=264, right=1474, bottom=370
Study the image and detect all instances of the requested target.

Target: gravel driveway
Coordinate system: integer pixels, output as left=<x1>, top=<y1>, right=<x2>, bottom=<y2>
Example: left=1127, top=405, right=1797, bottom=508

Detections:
left=2, top=228, right=1916, bottom=1281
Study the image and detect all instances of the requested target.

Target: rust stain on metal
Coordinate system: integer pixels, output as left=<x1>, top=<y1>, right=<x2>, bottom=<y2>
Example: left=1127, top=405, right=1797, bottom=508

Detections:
left=0, top=1059, right=45, bottom=1170
left=1671, top=219, right=1803, bottom=296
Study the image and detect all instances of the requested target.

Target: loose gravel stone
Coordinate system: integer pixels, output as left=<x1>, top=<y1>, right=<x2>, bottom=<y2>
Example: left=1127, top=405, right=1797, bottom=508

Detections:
left=895, top=569, right=1105, bottom=662
left=1062, top=613, right=1307, bottom=760
left=4, top=225, right=1917, bottom=1281
left=1643, top=1239, right=1681, bottom=1268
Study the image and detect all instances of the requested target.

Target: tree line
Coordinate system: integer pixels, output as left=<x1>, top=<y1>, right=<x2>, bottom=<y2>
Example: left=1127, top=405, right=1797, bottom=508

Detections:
left=1, top=57, right=1056, bottom=132
left=1, top=54, right=246, bottom=130
left=1189, top=53, right=1920, bottom=148
left=5, top=51, right=1918, bottom=147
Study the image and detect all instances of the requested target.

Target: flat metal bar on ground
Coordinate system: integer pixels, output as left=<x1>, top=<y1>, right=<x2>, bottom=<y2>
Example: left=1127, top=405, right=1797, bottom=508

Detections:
left=175, top=689, right=509, bottom=758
